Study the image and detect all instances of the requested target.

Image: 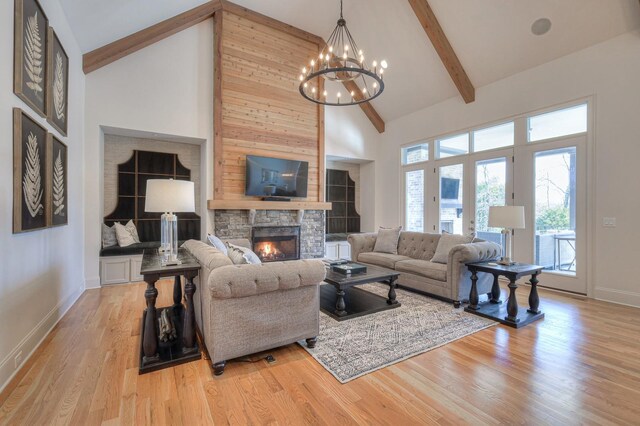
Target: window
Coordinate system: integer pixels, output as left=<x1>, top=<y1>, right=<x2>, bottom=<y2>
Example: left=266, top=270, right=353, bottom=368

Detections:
left=528, top=103, right=587, bottom=142
left=436, top=133, right=469, bottom=158
left=402, top=143, right=429, bottom=165
left=473, top=122, right=514, bottom=152
left=404, top=170, right=424, bottom=232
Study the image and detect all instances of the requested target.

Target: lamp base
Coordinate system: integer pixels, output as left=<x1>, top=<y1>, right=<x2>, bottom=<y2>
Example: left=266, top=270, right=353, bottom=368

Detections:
left=161, top=259, right=182, bottom=267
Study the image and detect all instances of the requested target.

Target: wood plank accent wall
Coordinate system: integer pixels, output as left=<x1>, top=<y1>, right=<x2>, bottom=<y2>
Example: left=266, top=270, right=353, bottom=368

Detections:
left=213, top=10, right=325, bottom=203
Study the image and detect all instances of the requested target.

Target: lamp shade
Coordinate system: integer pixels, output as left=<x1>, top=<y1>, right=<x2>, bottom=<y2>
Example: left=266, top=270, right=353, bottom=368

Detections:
left=488, top=206, right=525, bottom=229
left=145, top=179, right=195, bottom=213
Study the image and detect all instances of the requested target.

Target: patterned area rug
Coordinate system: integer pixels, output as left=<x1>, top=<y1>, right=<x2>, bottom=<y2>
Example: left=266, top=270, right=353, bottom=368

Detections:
left=300, top=283, right=497, bottom=383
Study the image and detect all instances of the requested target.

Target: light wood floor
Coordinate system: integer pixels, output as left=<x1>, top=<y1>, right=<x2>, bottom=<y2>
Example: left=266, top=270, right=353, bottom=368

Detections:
left=1, top=281, right=639, bottom=425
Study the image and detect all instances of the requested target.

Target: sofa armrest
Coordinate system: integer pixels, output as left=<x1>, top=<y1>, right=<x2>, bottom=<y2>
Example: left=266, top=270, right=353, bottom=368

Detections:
left=347, top=233, right=378, bottom=261
left=447, top=241, right=501, bottom=266
left=208, top=259, right=326, bottom=299
left=447, top=241, right=501, bottom=300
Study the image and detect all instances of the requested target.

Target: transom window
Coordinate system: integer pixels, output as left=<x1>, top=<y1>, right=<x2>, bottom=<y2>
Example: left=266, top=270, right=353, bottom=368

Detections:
left=528, top=103, right=587, bottom=142
left=436, top=133, right=469, bottom=159
left=473, top=122, right=514, bottom=152
left=401, top=142, right=429, bottom=165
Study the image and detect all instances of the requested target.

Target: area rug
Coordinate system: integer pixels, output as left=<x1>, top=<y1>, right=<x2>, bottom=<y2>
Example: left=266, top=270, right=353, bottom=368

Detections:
left=299, top=283, right=497, bottom=383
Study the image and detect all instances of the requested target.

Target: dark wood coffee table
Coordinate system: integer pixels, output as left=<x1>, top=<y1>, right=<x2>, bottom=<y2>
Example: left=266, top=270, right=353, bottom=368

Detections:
left=321, top=264, right=401, bottom=321
left=139, top=248, right=201, bottom=374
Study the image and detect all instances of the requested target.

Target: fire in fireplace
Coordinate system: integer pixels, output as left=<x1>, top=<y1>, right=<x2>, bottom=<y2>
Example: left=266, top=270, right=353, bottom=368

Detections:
left=252, top=226, right=300, bottom=262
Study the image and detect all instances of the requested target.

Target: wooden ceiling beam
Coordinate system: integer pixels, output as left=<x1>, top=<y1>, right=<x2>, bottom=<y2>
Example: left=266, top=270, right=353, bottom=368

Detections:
left=408, top=0, right=475, bottom=103
left=83, top=0, right=222, bottom=74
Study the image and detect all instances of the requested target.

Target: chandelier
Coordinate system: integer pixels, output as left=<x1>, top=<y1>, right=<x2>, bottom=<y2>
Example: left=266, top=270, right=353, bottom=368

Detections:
left=299, top=0, right=387, bottom=106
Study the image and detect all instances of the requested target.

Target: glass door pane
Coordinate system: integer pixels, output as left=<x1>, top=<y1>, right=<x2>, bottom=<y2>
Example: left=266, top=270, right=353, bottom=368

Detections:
left=534, top=147, right=577, bottom=275
left=475, top=158, right=507, bottom=246
left=439, top=164, right=463, bottom=234
left=405, top=169, right=424, bottom=232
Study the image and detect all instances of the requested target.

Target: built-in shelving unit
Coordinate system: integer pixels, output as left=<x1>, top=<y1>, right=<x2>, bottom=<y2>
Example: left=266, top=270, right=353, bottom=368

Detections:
left=326, top=169, right=360, bottom=234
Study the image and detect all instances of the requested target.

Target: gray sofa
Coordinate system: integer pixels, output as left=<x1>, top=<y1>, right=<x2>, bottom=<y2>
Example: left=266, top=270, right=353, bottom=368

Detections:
left=348, top=232, right=501, bottom=307
left=182, top=240, right=326, bottom=375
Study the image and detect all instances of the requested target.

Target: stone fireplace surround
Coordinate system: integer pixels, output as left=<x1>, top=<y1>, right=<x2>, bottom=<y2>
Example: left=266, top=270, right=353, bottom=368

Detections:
left=213, top=210, right=325, bottom=259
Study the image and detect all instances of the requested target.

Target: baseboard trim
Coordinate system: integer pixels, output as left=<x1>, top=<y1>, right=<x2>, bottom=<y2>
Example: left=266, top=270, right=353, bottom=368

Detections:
left=594, top=287, right=640, bottom=308
left=0, top=283, right=85, bottom=395
left=85, top=275, right=101, bottom=289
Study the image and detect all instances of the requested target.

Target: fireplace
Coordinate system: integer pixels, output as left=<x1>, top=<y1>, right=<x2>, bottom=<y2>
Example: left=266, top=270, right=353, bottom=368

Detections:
left=252, top=226, right=301, bottom=262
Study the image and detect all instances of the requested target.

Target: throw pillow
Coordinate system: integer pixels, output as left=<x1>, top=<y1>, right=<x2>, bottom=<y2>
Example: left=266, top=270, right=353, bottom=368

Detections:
left=207, top=234, right=228, bottom=255
left=101, top=223, right=118, bottom=248
left=431, top=233, right=473, bottom=264
left=227, top=242, right=262, bottom=265
left=114, top=222, right=136, bottom=247
left=124, top=220, right=141, bottom=243
left=373, top=226, right=403, bottom=254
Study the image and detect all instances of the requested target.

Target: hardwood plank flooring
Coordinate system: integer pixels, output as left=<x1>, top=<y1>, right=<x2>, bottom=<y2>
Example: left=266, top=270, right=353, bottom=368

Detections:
left=0, top=281, right=639, bottom=425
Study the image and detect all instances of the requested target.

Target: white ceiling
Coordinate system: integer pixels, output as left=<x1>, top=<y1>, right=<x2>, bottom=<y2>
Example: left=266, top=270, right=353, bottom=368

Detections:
left=60, top=0, right=640, bottom=122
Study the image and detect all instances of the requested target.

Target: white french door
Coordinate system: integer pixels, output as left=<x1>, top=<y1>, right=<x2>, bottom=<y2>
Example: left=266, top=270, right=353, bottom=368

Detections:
left=513, top=134, right=587, bottom=294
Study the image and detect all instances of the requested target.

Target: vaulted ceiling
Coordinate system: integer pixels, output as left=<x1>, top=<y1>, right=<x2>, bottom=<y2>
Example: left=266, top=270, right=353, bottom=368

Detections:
left=60, top=0, right=640, bottom=122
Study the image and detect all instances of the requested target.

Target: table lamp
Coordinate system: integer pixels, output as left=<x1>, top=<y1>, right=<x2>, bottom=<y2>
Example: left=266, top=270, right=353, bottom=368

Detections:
left=488, top=206, right=525, bottom=266
left=145, top=179, right=195, bottom=266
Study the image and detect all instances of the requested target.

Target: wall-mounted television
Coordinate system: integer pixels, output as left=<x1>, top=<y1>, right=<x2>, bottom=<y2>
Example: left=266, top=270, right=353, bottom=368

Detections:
left=245, top=155, right=309, bottom=198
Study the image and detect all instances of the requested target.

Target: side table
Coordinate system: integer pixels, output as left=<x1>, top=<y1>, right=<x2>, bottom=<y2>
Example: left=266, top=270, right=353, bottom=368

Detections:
left=464, top=262, right=544, bottom=328
left=139, top=248, right=201, bottom=374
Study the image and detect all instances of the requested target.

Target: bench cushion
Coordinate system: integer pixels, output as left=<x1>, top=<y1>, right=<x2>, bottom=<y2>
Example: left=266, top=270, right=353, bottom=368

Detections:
left=357, top=252, right=411, bottom=269
left=395, top=259, right=447, bottom=282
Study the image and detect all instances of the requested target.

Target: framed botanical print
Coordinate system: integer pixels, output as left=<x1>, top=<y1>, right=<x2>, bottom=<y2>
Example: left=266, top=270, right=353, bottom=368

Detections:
left=47, top=134, right=68, bottom=227
left=13, top=108, right=49, bottom=233
left=46, top=28, right=69, bottom=136
left=14, top=0, right=49, bottom=118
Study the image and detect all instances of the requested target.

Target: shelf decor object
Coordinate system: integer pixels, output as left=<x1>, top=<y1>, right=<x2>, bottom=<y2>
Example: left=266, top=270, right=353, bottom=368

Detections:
left=488, top=205, right=525, bottom=266
left=298, top=0, right=387, bottom=106
left=145, top=179, right=195, bottom=266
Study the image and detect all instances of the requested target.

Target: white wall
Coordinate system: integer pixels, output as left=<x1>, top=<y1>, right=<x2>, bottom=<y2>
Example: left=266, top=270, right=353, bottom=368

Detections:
left=377, top=30, right=640, bottom=307
left=0, top=0, right=85, bottom=391
left=84, top=21, right=215, bottom=288
left=325, top=106, right=381, bottom=232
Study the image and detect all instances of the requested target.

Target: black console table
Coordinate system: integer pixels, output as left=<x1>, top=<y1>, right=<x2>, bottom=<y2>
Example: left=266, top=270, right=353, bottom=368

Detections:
left=464, top=262, right=544, bottom=328
left=139, top=248, right=201, bottom=374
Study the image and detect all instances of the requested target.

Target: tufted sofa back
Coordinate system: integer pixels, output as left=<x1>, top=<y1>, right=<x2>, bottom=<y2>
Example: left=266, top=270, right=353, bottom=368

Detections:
left=397, top=232, right=441, bottom=261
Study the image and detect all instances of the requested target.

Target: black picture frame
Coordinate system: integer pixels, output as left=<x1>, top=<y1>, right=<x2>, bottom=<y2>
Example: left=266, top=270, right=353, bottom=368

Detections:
left=47, top=134, right=68, bottom=227
left=14, top=0, right=49, bottom=118
left=46, top=27, right=69, bottom=136
left=13, top=108, right=49, bottom=233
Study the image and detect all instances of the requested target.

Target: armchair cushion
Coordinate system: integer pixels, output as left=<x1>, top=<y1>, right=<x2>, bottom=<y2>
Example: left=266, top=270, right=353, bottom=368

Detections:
left=209, top=260, right=326, bottom=299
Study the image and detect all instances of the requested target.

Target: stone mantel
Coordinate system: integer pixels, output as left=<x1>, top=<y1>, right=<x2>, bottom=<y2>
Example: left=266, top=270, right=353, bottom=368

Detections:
left=207, top=200, right=332, bottom=211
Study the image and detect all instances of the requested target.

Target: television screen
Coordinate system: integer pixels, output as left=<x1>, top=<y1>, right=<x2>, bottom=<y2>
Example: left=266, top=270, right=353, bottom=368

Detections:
left=245, top=155, right=309, bottom=198
left=441, top=177, right=460, bottom=200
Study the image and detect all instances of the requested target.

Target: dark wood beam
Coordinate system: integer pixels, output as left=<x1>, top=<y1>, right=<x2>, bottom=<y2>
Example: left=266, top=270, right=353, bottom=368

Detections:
left=83, top=0, right=222, bottom=74
left=407, top=0, right=475, bottom=103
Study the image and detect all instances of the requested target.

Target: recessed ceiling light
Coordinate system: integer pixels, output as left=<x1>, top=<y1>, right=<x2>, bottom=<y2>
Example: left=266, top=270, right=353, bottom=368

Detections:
left=531, top=18, right=552, bottom=36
